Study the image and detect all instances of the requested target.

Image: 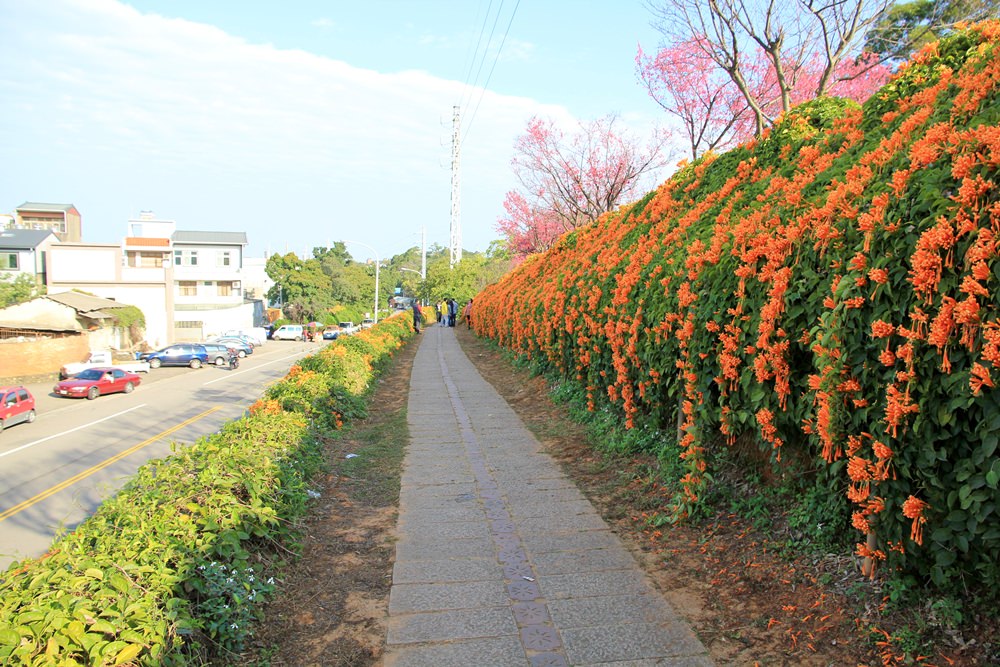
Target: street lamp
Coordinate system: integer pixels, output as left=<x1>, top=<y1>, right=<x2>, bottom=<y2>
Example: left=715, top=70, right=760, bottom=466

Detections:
left=343, top=240, right=380, bottom=324
left=400, top=267, right=425, bottom=306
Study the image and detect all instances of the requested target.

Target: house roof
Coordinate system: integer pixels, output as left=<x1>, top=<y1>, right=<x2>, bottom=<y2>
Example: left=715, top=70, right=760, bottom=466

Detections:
left=172, top=230, right=247, bottom=246
left=0, top=298, right=81, bottom=332
left=0, top=229, right=57, bottom=249
left=46, top=291, right=133, bottom=319
left=16, top=202, right=77, bottom=214
left=124, top=236, right=171, bottom=247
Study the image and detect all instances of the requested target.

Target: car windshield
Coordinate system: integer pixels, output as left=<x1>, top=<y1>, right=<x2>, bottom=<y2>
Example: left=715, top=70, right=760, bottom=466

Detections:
left=75, top=369, right=104, bottom=380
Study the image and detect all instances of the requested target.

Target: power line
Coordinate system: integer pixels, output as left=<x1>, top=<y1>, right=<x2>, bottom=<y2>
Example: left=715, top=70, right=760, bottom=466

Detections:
left=458, top=0, right=494, bottom=113
left=462, top=0, right=521, bottom=145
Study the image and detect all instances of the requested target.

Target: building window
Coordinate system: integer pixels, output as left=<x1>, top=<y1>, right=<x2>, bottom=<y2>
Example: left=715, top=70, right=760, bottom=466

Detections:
left=217, top=281, right=233, bottom=296
left=218, top=251, right=231, bottom=267
left=178, top=281, right=197, bottom=296
left=0, top=253, right=18, bottom=270
left=174, top=250, right=199, bottom=266
left=128, top=251, right=165, bottom=268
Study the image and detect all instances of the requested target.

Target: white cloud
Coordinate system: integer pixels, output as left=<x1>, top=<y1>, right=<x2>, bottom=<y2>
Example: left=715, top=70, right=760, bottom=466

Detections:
left=0, top=0, right=568, bottom=255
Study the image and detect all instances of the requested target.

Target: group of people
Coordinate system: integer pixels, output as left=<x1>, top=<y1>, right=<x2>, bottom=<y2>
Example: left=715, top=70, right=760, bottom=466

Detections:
left=410, top=298, right=473, bottom=333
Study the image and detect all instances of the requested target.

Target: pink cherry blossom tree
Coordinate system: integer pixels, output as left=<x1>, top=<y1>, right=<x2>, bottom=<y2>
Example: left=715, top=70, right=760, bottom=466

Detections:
left=641, top=0, right=894, bottom=154
left=496, top=114, right=673, bottom=259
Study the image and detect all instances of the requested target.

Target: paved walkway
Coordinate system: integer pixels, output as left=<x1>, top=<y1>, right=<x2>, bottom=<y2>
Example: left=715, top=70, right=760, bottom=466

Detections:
left=384, top=326, right=713, bottom=667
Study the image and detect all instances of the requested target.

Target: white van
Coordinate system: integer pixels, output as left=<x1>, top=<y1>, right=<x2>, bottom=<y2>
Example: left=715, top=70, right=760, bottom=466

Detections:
left=272, top=324, right=304, bottom=341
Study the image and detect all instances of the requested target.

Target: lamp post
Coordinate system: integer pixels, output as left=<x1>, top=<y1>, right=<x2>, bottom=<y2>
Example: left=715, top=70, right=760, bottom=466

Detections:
left=343, top=240, right=380, bottom=324
left=400, top=267, right=425, bottom=306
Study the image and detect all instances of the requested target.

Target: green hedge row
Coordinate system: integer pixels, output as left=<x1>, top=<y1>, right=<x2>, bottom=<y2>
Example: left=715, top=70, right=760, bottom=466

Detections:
left=0, top=313, right=414, bottom=665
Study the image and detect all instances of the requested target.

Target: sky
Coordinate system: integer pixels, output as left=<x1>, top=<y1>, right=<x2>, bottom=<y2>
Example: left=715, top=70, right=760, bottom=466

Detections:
left=0, top=0, right=674, bottom=261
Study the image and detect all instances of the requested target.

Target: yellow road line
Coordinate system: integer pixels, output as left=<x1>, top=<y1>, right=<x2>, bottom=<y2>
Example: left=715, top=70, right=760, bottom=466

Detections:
left=0, top=406, right=222, bottom=523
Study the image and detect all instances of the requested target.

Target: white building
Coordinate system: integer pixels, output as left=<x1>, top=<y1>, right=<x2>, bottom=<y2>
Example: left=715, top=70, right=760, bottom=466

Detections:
left=0, top=229, right=59, bottom=284
left=45, top=212, right=259, bottom=348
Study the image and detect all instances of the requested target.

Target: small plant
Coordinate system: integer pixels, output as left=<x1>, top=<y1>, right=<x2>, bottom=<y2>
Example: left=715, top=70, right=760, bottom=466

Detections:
left=191, top=561, right=275, bottom=654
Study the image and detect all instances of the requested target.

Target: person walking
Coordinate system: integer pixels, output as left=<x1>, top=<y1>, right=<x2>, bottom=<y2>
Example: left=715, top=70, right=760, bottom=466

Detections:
left=463, top=298, right=473, bottom=329
left=411, top=300, right=422, bottom=333
left=439, top=300, right=449, bottom=327
left=448, top=298, right=458, bottom=327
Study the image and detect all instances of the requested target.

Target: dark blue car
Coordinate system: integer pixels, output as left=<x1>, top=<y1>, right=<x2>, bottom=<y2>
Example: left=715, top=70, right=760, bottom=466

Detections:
left=139, top=344, right=210, bottom=369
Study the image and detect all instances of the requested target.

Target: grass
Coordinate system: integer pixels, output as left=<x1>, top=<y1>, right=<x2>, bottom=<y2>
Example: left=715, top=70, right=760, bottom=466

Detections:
left=336, top=408, right=409, bottom=507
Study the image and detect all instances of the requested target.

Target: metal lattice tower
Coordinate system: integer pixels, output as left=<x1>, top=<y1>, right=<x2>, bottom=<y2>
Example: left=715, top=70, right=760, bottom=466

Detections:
left=449, top=105, right=462, bottom=267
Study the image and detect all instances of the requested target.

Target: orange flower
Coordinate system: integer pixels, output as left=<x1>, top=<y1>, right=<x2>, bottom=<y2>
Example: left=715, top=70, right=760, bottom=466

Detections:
left=901, top=495, right=930, bottom=546
left=970, top=363, right=994, bottom=395
left=868, top=268, right=889, bottom=284
left=871, top=320, right=896, bottom=338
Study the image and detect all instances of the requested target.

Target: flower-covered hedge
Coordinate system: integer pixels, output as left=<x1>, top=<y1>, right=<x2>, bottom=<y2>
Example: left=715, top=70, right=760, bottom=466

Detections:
left=0, top=313, right=414, bottom=665
left=472, top=24, right=1000, bottom=594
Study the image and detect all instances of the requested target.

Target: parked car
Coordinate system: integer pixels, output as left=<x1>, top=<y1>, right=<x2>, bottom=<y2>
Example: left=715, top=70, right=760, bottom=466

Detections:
left=215, top=332, right=257, bottom=348
left=139, top=344, right=210, bottom=369
left=220, top=328, right=267, bottom=346
left=210, top=338, right=254, bottom=357
left=338, top=321, right=357, bottom=335
left=59, top=350, right=150, bottom=379
left=53, top=367, right=141, bottom=400
left=361, top=318, right=375, bottom=329
left=199, top=343, right=233, bottom=366
left=322, top=326, right=341, bottom=340
left=0, top=386, right=36, bottom=432
left=272, top=324, right=304, bottom=341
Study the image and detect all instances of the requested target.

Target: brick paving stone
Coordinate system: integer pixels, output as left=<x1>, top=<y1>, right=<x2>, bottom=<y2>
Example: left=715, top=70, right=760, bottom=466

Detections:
left=388, top=580, right=511, bottom=614
left=386, top=606, right=518, bottom=644
left=547, top=593, right=680, bottom=627
left=383, top=636, right=526, bottom=667
left=392, top=557, right=497, bottom=584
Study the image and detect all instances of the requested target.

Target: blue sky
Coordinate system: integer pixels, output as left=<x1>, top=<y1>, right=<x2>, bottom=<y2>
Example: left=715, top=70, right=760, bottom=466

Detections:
left=0, top=0, right=673, bottom=260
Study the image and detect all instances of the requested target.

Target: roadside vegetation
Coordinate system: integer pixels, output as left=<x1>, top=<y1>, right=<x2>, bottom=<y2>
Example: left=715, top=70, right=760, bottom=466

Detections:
left=0, top=314, right=414, bottom=666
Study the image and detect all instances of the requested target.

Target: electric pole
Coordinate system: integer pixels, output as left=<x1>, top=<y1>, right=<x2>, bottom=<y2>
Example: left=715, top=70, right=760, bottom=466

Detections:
left=450, top=105, right=462, bottom=267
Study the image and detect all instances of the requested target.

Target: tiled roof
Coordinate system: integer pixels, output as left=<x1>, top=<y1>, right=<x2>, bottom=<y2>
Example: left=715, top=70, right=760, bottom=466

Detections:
left=46, top=291, right=131, bottom=319
left=0, top=229, right=57, bottom=249
left=16, top=202, right=76, bottom=213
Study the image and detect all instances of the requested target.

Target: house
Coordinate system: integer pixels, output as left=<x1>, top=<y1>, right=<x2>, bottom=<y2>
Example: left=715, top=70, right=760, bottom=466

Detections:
left=170, top=230, right=254, bottom=340
left=47, top=242, right=175, bottom=349
left=46, top=211, right=258, bottom=346
left=0, top=292, right=143, bottom=381
left=0, top=228, right=59, bottom=285
left=14, top=202, right=82, bottom=242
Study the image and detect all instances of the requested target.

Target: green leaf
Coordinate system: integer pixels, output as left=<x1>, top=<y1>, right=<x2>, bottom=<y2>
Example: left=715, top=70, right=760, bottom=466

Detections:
left=114, top=644, right=143, bottom=664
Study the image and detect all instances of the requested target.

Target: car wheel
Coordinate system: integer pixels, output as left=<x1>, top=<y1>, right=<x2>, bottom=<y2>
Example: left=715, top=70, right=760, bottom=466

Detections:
left=149, top=358, right=162, bottom=369
left=0, top=418, right=4, bottom=432
left=238, top=350, right=247, bottom=358
left=190, top=358, right=203, bottom=369
left=215, top=356, right=227, bottom=366
left=123, top=382, right=134, bottom=394
left=294, top=336, right=302, bottom=341
left=86, top=386, right=100, bottom=400
left=27, top=410, right=36, bottom=423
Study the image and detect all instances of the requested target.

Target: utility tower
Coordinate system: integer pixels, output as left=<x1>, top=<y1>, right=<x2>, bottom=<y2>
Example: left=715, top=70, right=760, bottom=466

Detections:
left=449, top=105, right=462, bottom=267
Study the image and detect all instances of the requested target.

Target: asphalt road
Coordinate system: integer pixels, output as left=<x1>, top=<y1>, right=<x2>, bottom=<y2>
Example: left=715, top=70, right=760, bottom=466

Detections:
left=0, top=338, right=326, bottom=572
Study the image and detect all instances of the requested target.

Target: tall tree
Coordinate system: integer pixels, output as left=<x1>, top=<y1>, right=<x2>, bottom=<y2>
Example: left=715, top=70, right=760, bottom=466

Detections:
left=864, top=0, right=999, bottom=62
left=0, top=273, right=45, bottom=308
left=646, top=0, right=893, bottom=140
left=496, top=114, right=672, bottom=259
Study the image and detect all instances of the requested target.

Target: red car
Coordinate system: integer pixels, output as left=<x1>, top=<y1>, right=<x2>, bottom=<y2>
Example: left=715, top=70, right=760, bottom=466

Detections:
left=53, top=367, right=142, bottom=400
left=0, top=385, right=36, bottom=432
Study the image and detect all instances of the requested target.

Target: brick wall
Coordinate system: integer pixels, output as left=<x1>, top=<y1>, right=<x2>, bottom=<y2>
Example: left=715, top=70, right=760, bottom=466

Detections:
left=0, top=335, right=89, bottom=383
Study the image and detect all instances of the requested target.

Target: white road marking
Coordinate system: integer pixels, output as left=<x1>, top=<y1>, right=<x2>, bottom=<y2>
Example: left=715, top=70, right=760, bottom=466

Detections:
left=0, top=405, right=147, bottom=460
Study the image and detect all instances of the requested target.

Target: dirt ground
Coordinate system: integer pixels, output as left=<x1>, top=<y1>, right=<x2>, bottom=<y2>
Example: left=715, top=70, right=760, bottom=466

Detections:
left=241, top=328, right=989, bottom=667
